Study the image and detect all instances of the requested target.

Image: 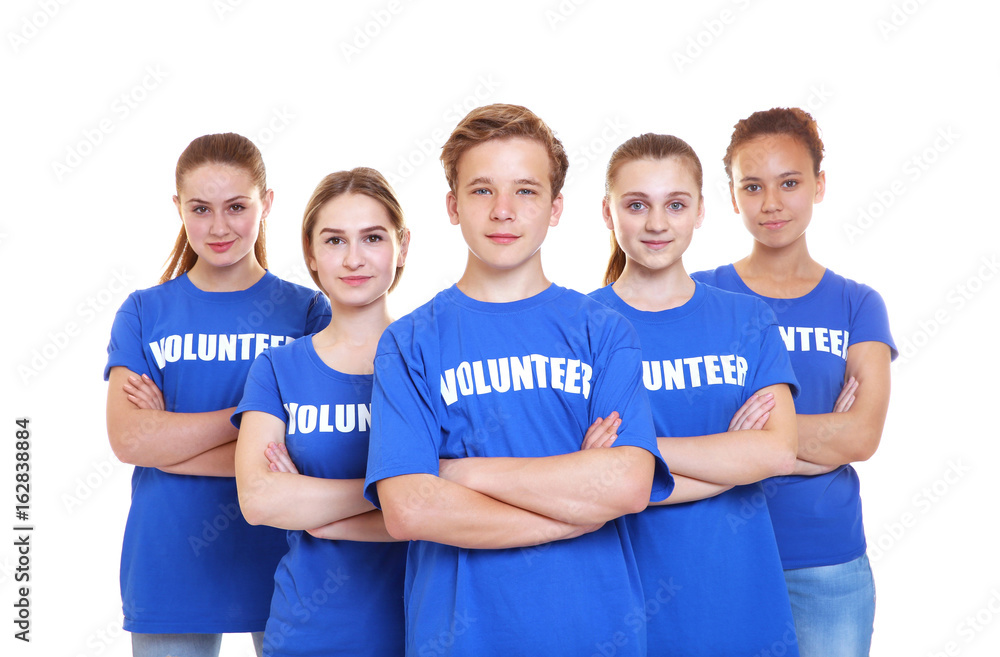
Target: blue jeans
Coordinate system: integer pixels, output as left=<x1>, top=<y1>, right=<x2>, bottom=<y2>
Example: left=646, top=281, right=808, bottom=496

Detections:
left=784, top=554, right=876, bottom=657
left=131, top=632, right=263, bottom=657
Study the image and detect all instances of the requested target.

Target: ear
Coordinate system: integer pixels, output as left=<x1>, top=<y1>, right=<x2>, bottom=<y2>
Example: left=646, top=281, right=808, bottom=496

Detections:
left=446, top=190, right=460, bottom=226
left=729, top=182, right=739, bottom=214
left=601, top=197, right=615, bottom=231
left=173, top=194, right=183, bottom=219
left=260, top=188, right=275, bottom=220
left=397, top=228, right=411, bottom=267
left=814, top=170, right=826, bottom=204
left=695, top=196, right=706, bottom=229
left=548, top=193, right=564, bottom=228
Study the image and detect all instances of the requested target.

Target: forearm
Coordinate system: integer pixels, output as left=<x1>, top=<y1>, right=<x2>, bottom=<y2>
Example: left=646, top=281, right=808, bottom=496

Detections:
left=238, top=472, right=373, bottom=531
left=159, top=442, right=237, bottom=477
left=796, top=412, right=880, bottom=466
left=649, top=474, right=732, bottom=505
left=657, top=430, right=796, bottom=486
left=441, top=447, right=654, bottom=525
left=791, top=457, right=840, bottom=476
left=378, top=474, right=599, bottom=549
left=308, top=510, right=401, bottom=543
left=109, top=406, right=238, bottom=467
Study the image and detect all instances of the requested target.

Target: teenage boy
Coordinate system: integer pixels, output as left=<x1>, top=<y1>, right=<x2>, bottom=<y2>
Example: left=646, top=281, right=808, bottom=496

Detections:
left=364, top=104, right=672, bottom=656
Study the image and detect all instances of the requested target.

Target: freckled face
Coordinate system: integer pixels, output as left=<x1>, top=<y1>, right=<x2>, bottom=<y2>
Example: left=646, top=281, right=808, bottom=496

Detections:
left=730, top=134, right=825, bottom=249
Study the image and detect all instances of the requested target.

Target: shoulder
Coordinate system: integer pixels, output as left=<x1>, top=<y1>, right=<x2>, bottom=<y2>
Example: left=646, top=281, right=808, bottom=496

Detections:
left=821, top=269, right=890, bottom=313
left=689, top=264, right=731, bottom=286
left=265, top=273, right=325, bottom=303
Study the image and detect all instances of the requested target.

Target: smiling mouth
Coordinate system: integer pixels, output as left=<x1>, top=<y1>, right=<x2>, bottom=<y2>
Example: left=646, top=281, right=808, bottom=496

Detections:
left=208, top=240, right=235, bottom=253
left=761, top=220, right=789, bottom=230
left=341, top=276, right=372, bottom=286
left=642, top=240, right=672, bottom=249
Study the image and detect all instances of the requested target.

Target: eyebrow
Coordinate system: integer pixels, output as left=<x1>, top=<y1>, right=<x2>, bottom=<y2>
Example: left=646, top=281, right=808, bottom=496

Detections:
left=464, top=176, right=543, bottom=188
left=318, top=225, right=390, bottom=235
left=185, top=195, right=252, bottom=205
left=738, top=170, right=801, bottom=183
left=621, top=190, right=694, bottom=199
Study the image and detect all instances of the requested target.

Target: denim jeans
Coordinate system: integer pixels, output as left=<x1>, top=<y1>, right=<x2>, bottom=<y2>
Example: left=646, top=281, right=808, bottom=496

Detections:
left=131, top=632, right=264, bottom=657
left=784, top=553, right=876, bottom=657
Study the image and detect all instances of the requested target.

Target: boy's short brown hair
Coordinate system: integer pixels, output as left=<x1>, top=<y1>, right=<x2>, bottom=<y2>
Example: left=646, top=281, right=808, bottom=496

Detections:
left=440, top=104, right=569, bottom=197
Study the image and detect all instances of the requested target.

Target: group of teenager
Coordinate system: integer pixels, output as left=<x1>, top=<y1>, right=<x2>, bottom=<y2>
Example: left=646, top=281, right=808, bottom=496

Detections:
left=104, top=103, right=896, bottom=657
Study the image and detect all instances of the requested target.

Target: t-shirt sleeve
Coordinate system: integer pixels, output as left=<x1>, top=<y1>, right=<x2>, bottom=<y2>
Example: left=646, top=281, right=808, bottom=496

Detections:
left=587, top=321, right=674, bottom=503
left=104, top=293, right=150, bottom=380
left=232, top=349, right=286, bottom=428
left=305, top=291, right=332, bottom=335
left=364, top=329, right=444, bottom=508
left=745, top=300, right=801, bottom=400
left=850, top=286, right=897, bottom=360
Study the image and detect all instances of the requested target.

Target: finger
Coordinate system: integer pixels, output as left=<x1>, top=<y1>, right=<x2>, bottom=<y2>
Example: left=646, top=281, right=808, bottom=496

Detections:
left=582, top=414, right=620, bottom=450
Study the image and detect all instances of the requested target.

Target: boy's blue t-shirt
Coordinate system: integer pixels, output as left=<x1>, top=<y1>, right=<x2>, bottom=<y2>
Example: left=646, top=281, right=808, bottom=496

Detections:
left=103, top=271, right=330, bottom=633
left=692, top=265, right=897, bottom=568
left=364, top=284, right=672, bottom=657
left=234, top=336, right=405, bottom=657
left=591, top=281, right=800, bottom=656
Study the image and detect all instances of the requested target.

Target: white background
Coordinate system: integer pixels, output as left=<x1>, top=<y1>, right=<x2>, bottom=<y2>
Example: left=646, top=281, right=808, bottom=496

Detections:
left=2, top=1, right=998, bottom=656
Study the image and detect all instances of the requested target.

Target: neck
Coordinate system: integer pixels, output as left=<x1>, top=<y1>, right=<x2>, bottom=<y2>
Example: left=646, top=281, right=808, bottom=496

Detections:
left=319, top=297, right=393, bottom=346
left=456, top=252, right=550, bottom=302
left=186, top=258, right=266, bottom=292
left=741, top=235, right=819, bottom=280
left=614, top=259, right=694, bottom=311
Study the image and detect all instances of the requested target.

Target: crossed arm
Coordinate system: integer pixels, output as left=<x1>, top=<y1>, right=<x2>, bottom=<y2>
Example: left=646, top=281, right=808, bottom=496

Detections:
left=106, top=367, right=238, bottom=475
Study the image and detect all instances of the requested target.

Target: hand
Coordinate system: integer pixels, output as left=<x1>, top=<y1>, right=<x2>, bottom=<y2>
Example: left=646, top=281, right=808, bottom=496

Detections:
left=123, top=373, right=165, bottom=411
left=581, top=412, right=620, bottom=450
left=728, top=392, right=774, bottom=431
left=833, top=376, right=858, bottom=413
left=265, top=442, right=299, bottom=474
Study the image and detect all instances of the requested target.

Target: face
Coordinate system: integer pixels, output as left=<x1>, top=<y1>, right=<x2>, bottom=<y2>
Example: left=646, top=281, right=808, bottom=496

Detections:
left=307, top=193, right=408, bottom=307
left=603, top=157, right=704, bottom=275
left=173, top=163, right=272, bottom=271
left=446, top=137, right=563, bottom=273
left=729, top=133, right=825, bottom=249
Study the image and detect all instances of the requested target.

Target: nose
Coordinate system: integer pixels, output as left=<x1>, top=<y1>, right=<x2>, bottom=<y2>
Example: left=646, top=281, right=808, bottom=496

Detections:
left=343, top=240, right=365, bottom=269
left=208, top=212, right=229, bottom=237
left=761, top=185, right=782, bottom=212
left=645, top=207, right=669, bottom=232
left=491, top=193, right=514, bottom=221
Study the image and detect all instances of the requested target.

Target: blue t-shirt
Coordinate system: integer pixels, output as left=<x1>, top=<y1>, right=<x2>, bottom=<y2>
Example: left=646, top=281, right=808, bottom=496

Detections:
left=591, top=282, right=800, bottom=656
left=104, top=271, right=330, bottom=633
left=692, top=265, right=897, bottom=568
left=233, top=336, right=406, bottom=657
left=364, top=284, right=672, bottom=657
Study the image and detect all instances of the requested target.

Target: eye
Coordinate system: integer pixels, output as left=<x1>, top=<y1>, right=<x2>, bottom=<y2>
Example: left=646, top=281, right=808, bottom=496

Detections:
left=192, top=205, right=209, bottom=214
left=364, top=234, right=384, bottom=243
left=229, top=203, right=246, bottom=212
left=325, top=236, right=344, bottom=245
left=628, top=201, right=646, bottom=212
left=668, top=201, right=685, bottom=211
left=781, top=180, right=799, bottom=189
left=472, top=188, right=491, bottom=196
left=516, top=188, right=536, bottom=195
left=743, top=184, right=761, bottom=193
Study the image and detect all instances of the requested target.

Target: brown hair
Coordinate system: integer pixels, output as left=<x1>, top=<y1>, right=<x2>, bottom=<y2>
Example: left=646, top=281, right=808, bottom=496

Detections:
left=723, top=107, right=825, bottom=181
left=160, top=133, right=269, bottom=284
left=440, top=103, right=569, bottom=198
left=603, top=133, right=704, bottom=285
left=301, top=167, right=407, bottom=294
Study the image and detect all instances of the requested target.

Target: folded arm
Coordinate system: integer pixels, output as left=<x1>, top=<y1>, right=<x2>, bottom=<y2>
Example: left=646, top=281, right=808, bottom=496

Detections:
left=795, top=341, right=892, bottom=468
left=235, top=411, right=374, bottom=530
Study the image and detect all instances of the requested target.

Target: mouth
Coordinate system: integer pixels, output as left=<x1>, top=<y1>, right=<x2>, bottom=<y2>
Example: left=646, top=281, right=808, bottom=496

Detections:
left=487, top=233, right=519, bottom=245
left=340, top=276, right=372, bottom=287
left=208, top=240, right=235, bottom=253
left=760, top=220, right=789, bottom=231
left=642, top=239, right=673, bottom=251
